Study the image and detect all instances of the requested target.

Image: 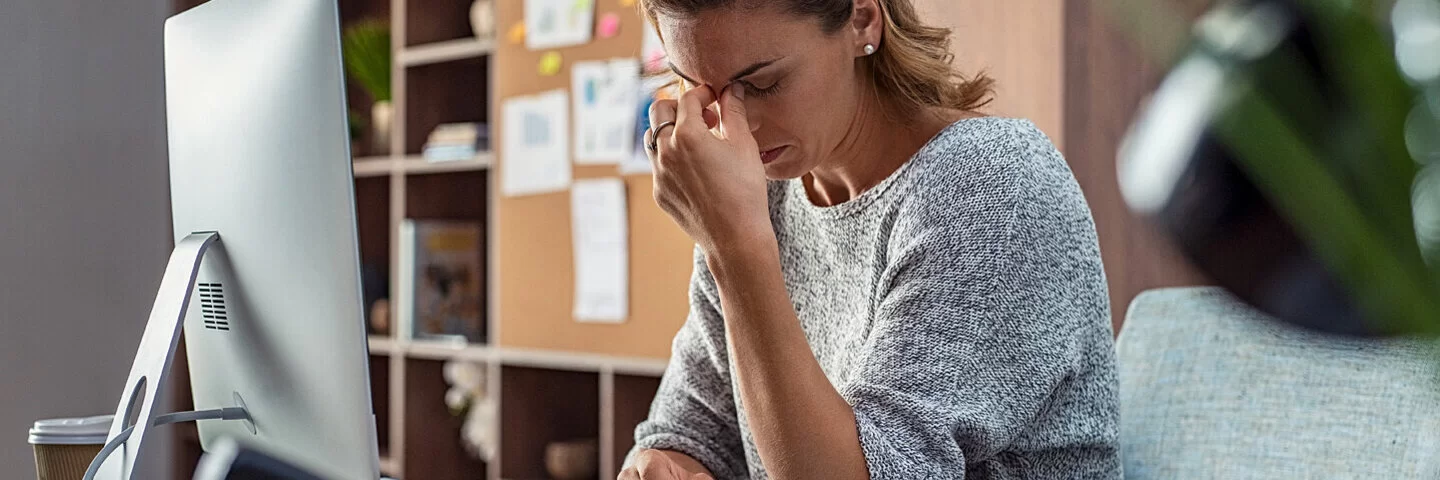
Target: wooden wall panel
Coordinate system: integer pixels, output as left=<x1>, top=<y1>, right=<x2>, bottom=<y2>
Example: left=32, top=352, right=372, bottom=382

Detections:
left=1063, top=0, right=1209, bottom=328
left=913, top=0, right=1066, bottom=149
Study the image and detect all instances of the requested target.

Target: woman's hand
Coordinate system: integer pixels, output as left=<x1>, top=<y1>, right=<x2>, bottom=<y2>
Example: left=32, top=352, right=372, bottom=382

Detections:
left=618, top=449, right=715, bottom=480
left=646, top=85, right=774, bottom=258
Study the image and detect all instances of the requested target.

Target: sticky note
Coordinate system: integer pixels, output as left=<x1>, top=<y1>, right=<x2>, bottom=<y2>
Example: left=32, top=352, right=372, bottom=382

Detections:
left=598, top=13, right=621, bottom=38
left=507, top=22, right=526, bottom=44
left=620, top=0, right=635, bottom=6
left=539, top=51, right=563, bottom=76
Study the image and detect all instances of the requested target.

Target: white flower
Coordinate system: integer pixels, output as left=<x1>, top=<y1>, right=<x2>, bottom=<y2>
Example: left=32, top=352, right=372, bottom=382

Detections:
left=461, top=392, right=498, bottom=462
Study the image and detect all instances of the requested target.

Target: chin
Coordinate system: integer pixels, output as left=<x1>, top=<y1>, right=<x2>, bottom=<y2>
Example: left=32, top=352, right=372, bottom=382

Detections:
left=760, top=148, right=813, bottom=180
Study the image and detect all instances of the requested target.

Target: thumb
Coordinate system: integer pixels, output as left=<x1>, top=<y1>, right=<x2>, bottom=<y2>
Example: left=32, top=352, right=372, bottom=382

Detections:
left=690, top=473, right=715, bottom=480
left=718, top=84, right=751, bottom=142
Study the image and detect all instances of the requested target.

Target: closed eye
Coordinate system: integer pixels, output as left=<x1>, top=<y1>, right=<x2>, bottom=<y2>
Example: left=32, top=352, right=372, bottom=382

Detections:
left=742, top=80, right=782, bottom=98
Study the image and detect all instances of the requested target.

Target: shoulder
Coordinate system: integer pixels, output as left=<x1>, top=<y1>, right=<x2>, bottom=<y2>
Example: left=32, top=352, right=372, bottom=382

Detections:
left=890, top=118, right=1098, bottom=263
left=904, top=118, right=1076, bottom=213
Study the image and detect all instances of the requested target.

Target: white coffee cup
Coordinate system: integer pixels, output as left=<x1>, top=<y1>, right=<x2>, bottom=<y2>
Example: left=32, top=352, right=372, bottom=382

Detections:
left=29, top=415, right=111, bottom=480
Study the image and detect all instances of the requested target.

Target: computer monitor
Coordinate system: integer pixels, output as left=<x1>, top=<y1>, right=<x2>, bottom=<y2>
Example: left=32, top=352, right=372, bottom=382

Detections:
left=93, top=0, right=380, bottom=478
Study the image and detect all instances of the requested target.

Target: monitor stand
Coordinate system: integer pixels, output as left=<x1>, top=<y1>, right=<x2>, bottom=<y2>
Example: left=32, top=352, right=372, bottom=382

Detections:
left=92, top=232, right=252, bottom=480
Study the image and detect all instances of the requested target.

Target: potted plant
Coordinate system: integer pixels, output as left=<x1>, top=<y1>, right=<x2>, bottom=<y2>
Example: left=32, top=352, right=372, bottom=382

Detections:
left=343, top=19, right=393, bottom=154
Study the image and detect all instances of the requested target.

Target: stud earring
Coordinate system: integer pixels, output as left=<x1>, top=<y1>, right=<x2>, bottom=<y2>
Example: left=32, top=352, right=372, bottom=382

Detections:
left=863, top=44, right=876, bottom=55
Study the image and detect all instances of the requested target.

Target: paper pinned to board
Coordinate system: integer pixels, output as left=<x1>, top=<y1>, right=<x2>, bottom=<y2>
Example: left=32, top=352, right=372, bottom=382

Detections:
left=501, top=90, right=572, bottom=197
left=619, top=73, right=676, bottom=175
left=525, top=0, right=595, bottom=50
left=573, top=58, right=641, bottom=164
left=571, top=178, right=629, bottom=323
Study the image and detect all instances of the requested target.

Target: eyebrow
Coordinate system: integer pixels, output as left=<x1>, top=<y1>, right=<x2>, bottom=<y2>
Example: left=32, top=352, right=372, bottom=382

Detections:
left=669, top=58, right=782, bottom=88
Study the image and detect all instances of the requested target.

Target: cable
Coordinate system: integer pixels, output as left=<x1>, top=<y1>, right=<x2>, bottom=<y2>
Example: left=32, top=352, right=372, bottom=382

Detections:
left=83, top=407, right=251, bottom=480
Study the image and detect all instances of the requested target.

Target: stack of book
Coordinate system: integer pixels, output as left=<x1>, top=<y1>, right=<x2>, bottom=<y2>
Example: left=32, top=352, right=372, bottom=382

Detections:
left=422, top=122, right=489, bottom=162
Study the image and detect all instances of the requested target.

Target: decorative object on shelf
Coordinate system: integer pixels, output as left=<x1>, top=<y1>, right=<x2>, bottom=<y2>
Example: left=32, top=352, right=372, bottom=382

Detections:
left=539, top=50, right=564, bottom=76
left=371, top=102, right=394, bottom=154
left=398, top=220, right=486, bottom=343
left=443, top=361, right=497, bottom=462
left=470, top=0, right=496, bottom=41
left=508, top=22, right=527, bottom=45
left=369, top=298, right=391, bottom=336
left=544, top=438, right=598, bottom=480
left=422, top=122, right=490, bottom=162
left=342, top=19, right=394, bottom=154
left=597, top=12, right=622, bottom=39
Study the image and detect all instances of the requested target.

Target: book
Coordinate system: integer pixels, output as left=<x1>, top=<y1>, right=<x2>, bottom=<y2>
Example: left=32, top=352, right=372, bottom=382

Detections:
left=398, top=220, right=486, bottom=344
left=423, top=122, right=490, bottom=163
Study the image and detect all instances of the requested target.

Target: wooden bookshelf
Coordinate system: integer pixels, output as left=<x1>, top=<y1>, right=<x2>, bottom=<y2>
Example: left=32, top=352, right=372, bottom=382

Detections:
left=169, top=1, right=669, bottom=479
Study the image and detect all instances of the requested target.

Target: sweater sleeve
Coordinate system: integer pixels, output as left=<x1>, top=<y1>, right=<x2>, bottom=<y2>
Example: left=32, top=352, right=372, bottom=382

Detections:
left=628, top=248, right=747, bottom=479
left=841, top=151, right=1121, bottom=479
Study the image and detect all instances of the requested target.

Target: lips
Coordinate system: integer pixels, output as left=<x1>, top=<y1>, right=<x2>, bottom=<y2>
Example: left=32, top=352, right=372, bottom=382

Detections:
left=759, top=146, right=788, bottom=165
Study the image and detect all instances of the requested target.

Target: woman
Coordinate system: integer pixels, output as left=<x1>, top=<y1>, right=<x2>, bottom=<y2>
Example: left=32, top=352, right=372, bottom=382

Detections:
left=623, top=0, right=1120, bottom=478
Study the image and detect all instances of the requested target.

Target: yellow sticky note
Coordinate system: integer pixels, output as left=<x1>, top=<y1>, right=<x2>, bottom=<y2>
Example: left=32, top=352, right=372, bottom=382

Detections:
left=539, top=51, right=563, bottom=76
left=620, top=0, right=636, bottom=6
left=507, top=22, right=526, bottom=45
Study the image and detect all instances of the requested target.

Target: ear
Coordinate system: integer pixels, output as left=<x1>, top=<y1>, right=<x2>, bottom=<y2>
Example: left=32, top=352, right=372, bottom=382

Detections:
left=849, top=0, right=883, bottom=53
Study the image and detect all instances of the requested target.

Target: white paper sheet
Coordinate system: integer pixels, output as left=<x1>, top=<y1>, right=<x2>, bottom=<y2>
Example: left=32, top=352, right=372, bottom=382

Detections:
left=524, top=0, right=595, bottom=50
left=619, top=74, right=675, bottom=175
left=572, top=58, right=641, bottom=165
left=501, top=90, right=572, bottom=197
left=570, top=178, right=628, bottom=323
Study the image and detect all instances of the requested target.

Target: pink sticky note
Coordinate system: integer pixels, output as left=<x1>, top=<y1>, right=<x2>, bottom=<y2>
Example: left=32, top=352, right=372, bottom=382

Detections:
left=598, top=13, right=621, bottom=39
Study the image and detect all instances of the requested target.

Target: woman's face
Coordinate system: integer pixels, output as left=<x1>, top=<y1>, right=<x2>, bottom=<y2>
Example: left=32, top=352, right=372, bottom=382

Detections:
left=658, top=5, right=866, bottom=180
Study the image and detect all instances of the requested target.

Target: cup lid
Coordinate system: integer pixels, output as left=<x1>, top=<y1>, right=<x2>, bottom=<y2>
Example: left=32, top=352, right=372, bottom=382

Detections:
left=29, top=415, right=113, bottom=445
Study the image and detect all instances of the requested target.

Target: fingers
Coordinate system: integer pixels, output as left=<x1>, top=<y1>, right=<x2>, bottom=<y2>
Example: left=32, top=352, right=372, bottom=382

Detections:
left=646, top=98, right=679, bottom=159
left=676, top=85, right=718, bottom=133
left=634, top=450, right=665, bottom=479
left=617, top=467, right=641, bottom=480
left=701, top=106, right=720, bottom=130
left=648, top=98, right=678, bottom=134
left=718, top=84, right=751, bottom=143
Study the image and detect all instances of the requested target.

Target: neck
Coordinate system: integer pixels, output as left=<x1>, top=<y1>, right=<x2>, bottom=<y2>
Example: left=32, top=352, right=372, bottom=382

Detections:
left=802, top=95, right=961, bottom=207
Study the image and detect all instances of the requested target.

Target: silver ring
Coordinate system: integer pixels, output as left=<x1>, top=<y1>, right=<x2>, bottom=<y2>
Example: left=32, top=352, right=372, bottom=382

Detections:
left=647, top=120, right=677, bottom=153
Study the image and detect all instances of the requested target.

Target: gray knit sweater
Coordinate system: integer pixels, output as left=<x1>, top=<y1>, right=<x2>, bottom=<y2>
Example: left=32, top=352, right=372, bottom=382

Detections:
left=631, top=118, right=1121, bottom=479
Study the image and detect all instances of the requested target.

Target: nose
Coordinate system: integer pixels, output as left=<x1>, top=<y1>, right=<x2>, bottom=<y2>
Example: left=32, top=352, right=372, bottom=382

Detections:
left=744, top=100, right=762, bottom=134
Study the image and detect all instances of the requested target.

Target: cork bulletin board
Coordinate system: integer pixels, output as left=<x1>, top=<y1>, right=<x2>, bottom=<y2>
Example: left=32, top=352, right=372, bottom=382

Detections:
left=494, top=0, right=693, bottom=359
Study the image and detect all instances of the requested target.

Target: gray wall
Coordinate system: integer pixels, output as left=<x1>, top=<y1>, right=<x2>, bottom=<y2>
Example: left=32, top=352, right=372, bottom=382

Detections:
left=0, top=1, right=174, bottom=478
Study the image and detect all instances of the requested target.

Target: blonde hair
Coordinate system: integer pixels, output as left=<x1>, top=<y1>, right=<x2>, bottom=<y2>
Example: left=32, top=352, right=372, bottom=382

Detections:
left=639, top=0, right=995, bottom=115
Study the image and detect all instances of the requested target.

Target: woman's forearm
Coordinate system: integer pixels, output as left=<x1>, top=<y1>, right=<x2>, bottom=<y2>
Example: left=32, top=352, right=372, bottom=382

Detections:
left=704, top=240, right=870, bottom=480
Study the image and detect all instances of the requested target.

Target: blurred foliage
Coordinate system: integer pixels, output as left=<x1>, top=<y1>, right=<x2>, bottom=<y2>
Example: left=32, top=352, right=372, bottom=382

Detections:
left=342, top=19, right=392, bottom=103
left=1113, top=0, right=1440, bottom=335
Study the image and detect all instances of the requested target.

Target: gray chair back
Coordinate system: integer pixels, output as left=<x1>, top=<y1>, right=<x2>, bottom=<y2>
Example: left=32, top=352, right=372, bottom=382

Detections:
left=1117, top=287, right=1440, bottom=479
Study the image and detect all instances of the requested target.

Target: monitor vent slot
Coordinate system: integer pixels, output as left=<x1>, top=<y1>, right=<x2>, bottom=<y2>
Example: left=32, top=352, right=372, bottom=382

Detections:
left=198, top=282, right=230, bottom=331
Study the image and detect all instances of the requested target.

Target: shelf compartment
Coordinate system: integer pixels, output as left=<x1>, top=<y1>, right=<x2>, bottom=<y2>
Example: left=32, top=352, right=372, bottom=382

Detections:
left=500, top=366, right=601, bottom=480
left=403, top=0, right=477, bottom=47
left=611, top=374, right=663, bottom=472
left=355, top=175, right=392, bottom=336
left=370, top=354, right=392, bottom=457
left=403, top=358, right=490, bottom=480
left=403, top=57, right=489, bottom=155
